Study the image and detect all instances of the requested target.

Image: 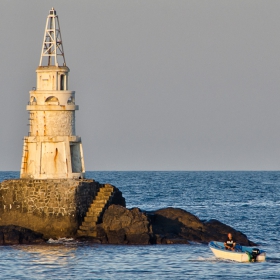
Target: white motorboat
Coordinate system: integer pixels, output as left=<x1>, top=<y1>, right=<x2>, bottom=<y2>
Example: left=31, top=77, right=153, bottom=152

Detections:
left=209, top=241, right=266, bottom=262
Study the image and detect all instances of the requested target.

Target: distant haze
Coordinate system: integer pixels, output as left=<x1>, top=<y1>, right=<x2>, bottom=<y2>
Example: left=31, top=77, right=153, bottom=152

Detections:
left=1, top=0, right=280, bottom=171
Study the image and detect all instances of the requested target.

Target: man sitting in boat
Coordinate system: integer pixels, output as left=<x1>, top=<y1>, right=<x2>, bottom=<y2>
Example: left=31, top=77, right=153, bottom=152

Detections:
left=224, top=233, right=236, bottom=251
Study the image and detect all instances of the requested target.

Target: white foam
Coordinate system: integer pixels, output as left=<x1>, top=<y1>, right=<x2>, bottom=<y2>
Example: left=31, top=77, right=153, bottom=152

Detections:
left=47, top=237, right=75, bottom=244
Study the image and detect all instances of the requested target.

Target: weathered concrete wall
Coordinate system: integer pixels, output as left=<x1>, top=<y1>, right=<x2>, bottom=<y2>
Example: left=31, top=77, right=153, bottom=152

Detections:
left=0, top=179, right=101, bottom=238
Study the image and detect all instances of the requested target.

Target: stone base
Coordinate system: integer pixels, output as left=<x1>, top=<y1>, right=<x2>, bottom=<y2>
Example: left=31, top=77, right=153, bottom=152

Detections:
left=0, top=178, right=125, bottom=239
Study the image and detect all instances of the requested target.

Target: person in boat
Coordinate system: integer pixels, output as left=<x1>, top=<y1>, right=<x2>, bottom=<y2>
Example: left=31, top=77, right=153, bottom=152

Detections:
left=224, top=233, right=236, bottom=251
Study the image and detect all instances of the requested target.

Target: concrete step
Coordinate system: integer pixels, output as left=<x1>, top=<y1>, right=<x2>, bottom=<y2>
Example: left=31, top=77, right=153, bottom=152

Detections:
left=86, top=231, right=98, bottom=237
left=89, top=205, right=104, bottom=212
left=86, top=211, right=100, bottom=217
left=96, top=192, right=112, bottom=198
left=94, top=203, right=106, bottom=209
left=98, top=188, right=114, bottom=193
left=90, top=199, right=108, bottom=207
left=99, top=190, right=113, bottom=195
left=99, top=187, right=113, bottom=192
left=81, top=221, right=90, bottom=227
left=79, top=225, right=90, bottom=231
left=104, top=184, right=114, bottom=189
left=82, top=221, right=96, bottom=227
left=101, top=185, right=114, bottom=191
left=76, top=186, right=117, bottom=237
left=77, top=229, right=87, bottom=236
left=77, top=230, right=98, bottom=237
left=84, top=216, right=98, bottom=222
left=89, top=207, right=103, bottom=213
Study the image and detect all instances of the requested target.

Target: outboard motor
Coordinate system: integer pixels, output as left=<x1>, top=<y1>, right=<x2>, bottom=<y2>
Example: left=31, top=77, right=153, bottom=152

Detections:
left=251, top=248, right=260, bottom=262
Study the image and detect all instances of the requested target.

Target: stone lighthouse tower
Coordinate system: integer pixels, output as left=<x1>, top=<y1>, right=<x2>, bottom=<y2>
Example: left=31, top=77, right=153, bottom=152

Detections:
left=20, top=7, right=85, bottom=179
left=0, top=7, right=125, bottom=240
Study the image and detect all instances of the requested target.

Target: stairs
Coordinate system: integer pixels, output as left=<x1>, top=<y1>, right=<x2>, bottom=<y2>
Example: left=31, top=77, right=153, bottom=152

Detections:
left=77, top=184, right=115, bottom=237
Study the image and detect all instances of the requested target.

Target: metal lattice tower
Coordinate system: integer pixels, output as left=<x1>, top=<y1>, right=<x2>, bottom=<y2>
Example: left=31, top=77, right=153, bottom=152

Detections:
left=39, top=7, right=66, bottom=67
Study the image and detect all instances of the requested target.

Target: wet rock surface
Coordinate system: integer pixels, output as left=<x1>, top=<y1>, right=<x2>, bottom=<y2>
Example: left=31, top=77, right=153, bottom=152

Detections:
left=101, top=205, right=153, bottom=244
left=0, top=225, right=46, bottom=245
left=150, top=207, right=255, bottom=245
left=1, top=206, right=256, bottom=246
left=89, top=205, right=256, bottom=245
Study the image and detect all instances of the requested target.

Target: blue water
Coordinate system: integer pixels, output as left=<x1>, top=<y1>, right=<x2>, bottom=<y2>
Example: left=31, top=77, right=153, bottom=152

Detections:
left=0, top=171, right=279, bottom=279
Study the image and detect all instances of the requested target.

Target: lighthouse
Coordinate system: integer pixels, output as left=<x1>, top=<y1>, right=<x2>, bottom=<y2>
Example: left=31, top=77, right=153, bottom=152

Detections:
left=20, top=8, right=85, bottom=179
left=0, top=7, right=126, bottom=240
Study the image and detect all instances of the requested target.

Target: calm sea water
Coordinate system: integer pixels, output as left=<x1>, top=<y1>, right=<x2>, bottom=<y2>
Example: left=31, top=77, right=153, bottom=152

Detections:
left=0, top=171, right=279, bottom=279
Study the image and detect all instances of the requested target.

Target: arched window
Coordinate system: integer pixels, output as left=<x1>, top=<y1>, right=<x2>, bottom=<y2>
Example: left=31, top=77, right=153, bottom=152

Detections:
left=30, top=96, right=37, bottom=105
left=45, top=96, right=59, bottom=105
left=67, top=96, right=75, bottom=105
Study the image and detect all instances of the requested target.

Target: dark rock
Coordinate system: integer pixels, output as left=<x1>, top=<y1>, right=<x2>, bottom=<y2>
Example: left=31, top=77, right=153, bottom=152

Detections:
left=107, top=229, right=127, bottom=244
left=109, top=188, right=126, bottom=208
left=4, top=230, right=20, bottom=245
left=92, top=206, right=255, bottom=246
left=100, top=205, right=153, bottom=244
left=0, top=225, right=46, bottom=245
left=0, top=232, right=4, bottom=245
left=149, top=208, right=255, bottom=245
left=204, top=219, right=256, bottom=246
left=0, top=207, right=253, bottom=246
left=150, top=208, right=205, bottom=244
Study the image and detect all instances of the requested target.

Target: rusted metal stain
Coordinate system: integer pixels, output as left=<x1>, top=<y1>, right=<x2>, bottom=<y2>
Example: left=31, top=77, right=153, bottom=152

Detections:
left=54, top=147, right=58, bottom=172
left=22, top=139, right=29, bottom=172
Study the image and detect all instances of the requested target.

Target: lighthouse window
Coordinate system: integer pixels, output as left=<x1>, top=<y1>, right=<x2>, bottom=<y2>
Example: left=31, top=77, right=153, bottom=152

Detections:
left=60, top=75, right=65, bottom=90
left=45, top=96, right=59, bottom=105
left=30, top=96, right=37, bottom=105
left=67, top=96, right=75, bottom=104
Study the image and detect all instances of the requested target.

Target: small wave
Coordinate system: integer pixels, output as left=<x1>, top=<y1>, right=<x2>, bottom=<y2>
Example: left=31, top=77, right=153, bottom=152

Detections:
left=266, top=257, right=280, bottom=263
left=47, top=237, right=76, bottom=244
left=187, top=256, right=222, bottom=263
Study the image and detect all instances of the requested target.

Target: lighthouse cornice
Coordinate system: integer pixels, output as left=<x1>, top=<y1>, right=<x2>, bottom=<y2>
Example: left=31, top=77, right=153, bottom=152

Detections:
left=36, top=66, right=70, bottom=72
left=27, top=105, right=79, bottom=111
left=30, top=90, right=75, bottom=94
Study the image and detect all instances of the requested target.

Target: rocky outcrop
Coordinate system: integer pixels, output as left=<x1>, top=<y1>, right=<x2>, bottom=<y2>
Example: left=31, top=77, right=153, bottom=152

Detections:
left=84, top=205, right=255, bottom=245
left=150, top=208, right=255, bottom=245
left=101, top=205, right=153, bottom=244
left=0, top=206, right=255, bottom=246
left=0, top=225, right=46, bottom=245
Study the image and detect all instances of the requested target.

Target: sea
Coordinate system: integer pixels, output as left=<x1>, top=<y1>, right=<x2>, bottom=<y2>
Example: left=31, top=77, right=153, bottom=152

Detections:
left=0, top=171, right=279, bottom=279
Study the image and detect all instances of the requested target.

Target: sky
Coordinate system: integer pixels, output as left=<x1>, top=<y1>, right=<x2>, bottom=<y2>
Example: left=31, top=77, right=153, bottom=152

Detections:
left=1, top=0, right=280, bottom=171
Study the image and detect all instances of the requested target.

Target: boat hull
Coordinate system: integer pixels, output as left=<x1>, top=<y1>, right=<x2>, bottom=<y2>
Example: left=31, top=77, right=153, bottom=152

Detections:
left=209, top=241, right=266, bottom=262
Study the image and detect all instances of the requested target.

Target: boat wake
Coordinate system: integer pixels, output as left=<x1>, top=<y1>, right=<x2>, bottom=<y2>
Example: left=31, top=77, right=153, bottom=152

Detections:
left=266, top=257, right=280, bottom=263
left=188, top=256, right=222, bottom=263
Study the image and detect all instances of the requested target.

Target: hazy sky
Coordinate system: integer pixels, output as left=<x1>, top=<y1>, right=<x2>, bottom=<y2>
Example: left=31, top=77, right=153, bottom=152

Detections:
left=1, top=0, right=280, bottom=171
